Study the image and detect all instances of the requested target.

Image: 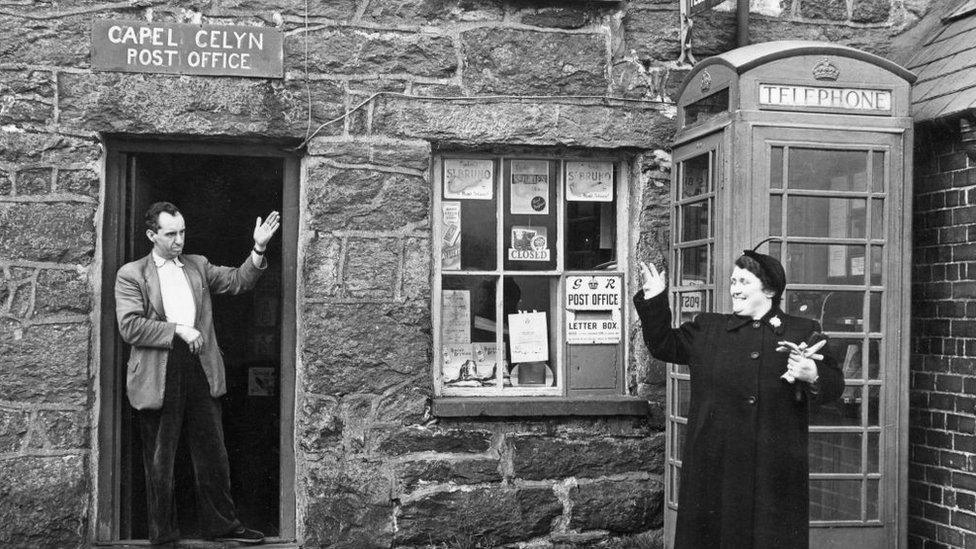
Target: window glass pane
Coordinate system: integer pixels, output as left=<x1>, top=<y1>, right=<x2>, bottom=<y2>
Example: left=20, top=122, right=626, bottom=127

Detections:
left=503, top=275, right=556, bottom=387
left=787, top=290, right=865, bottom=332
left=788, top=148, right=868, bottom=191
left=830, top=338, right=862, bottom=380
left=504, top=159, right=557, bottom=271
left=810, top=479, right=862, bottom=521
left=868, top=432, right=880, bottom=474
left=870, top=246, right=883, bottom=285
left=871, top=198, right=884, bottom=239
left=870, top=292, right=882, bottom=333
left=787, top=196, right=866, bottom=238
left=809, top=432, right=862, bottom=473
left=441, top=161, right=498, bottom=270
left=567, top=201, right=616, bottom=270
left=679, top=246, right=709, bottom=286
left=684, top=88, right=729, bottom=127
left=769, top=195, right=782, bottom=236
left=786, top=244, right=865, bottom=285
left=868, top=339, right=881, bottom=379
left=872, top=151, right=885, bottom=192
left=770, top=146, right=784, bottom=189
left=675, top=377, right=690, bottom=418
left=441, top=275, right=500, bottom=388
left=680, top=200, right=710, bottom=242
left=670, top=464, right=681, bottom=505
left=675, top=421, right=686, bottom=459
left=682, top=153, right=709, bottom=198
left=867, top=479, right=880, bottom=520
left=811, top=385, right=861, bottom=426
left=868, top=385, right=880, bottom=426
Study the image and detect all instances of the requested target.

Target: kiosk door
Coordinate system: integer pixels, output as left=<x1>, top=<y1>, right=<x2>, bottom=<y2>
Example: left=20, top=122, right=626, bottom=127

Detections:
left=753, top=127, right=908, bottom=548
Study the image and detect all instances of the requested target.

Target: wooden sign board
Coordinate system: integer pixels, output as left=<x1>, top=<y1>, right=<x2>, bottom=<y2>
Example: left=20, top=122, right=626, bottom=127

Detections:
left=92, top=20, right=283, bottom=78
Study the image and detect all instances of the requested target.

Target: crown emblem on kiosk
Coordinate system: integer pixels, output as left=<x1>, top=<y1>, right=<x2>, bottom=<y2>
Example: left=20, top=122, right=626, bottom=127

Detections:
left=699, top=70, right=712, bottom=92
left=812, top=58, right=840, bottom=81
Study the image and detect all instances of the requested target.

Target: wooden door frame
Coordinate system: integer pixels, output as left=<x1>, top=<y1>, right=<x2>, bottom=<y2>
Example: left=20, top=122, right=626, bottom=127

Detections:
left=95, top=136, right=301, bottom=543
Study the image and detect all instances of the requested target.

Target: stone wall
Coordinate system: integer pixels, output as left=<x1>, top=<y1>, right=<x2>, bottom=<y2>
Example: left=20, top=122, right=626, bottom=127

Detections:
left=0, top=0, right=936, bottom=546
left=909, top=122, right=976, bottom=549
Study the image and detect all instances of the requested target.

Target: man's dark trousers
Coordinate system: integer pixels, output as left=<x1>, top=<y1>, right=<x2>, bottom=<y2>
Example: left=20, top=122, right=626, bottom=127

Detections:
left=137, top=339, right=241, bottom=544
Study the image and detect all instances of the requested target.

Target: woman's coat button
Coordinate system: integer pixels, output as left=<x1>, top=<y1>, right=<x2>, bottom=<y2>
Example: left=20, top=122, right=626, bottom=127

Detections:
left=750, top=351, right=760, bottom=359
left=746, top=396, right=757, bottom=405
left=752, top=321, right=761, bottom=328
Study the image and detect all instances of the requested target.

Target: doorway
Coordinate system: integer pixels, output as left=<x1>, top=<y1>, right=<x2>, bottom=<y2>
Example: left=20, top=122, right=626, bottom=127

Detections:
left=97, top=139, right=299, bottom=542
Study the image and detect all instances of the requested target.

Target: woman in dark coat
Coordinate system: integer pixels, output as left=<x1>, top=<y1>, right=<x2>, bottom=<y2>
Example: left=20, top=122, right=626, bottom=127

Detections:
left=634, top=248, right=843, bottom=549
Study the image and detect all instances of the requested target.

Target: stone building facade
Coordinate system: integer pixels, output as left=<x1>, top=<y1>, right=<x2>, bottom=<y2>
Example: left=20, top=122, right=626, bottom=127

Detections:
left=0, top=0, right=947, bottom=548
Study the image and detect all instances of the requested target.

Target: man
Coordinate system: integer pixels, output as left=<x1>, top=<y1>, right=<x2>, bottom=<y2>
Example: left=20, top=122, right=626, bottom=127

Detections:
left=115, top=201, right=280, bottom=545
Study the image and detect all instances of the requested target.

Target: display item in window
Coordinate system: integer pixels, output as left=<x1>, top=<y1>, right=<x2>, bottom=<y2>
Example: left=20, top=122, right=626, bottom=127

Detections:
left=633, top=244, right=844, bottom=549
left=510, top=159, right=550, bottom=215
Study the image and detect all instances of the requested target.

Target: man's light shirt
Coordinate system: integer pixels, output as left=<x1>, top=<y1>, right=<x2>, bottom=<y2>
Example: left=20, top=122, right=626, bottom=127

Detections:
left=153, top=250, right=196, bottom=327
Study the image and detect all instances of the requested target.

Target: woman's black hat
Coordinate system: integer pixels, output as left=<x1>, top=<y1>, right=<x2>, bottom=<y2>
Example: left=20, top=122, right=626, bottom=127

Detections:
left=741, top=237, right=786, bottom=302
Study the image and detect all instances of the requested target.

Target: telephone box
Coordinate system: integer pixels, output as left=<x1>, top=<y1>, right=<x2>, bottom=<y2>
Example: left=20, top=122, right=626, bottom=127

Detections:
left=665, top=41, right=915, bottom=548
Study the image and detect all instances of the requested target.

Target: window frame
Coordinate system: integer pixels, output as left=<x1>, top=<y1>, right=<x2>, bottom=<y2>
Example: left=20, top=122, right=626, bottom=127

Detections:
left=431, top=153, right=631, bottom=399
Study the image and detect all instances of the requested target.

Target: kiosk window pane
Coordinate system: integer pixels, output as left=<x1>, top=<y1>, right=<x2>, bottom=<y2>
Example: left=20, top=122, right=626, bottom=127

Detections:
left=870, top=246, right=883, bottom=285
left=867, top=480, right=880, bottom=520
left=682, top=154, right=709, bottom=198
left=811, top=385, right=862, bottom=426
left=786, top=290, right=864, bottom=332
left=809, top=432, right=862, bottom=474
left=872, top=151, right=885, bottom=192
left=684, top=88, right=729, bottom=127
left=787, top=197, right=866, bottom=238
left=769, top=195, right=782, bottom=235
left=868, top=385, right=880, bottom=426
left=830, top=338, right=862, bottom=379
left=786, top=244, right=865, bottom=285
left=810, top=480, right=862, bottom=521
left=675, top=377, right=690, bottom=418
left=868, top=340, right=881, bottom=379
left=681, top=200, right=710, bottom=242
left=788, top=148, right=869, bottom=191
left=770, top=146, right=784, bottom=189
left=871, top=199, right=884, bottom=239
left=679, top=246, right=709, bottom=286
left=868, top=432, right=880, bottom=473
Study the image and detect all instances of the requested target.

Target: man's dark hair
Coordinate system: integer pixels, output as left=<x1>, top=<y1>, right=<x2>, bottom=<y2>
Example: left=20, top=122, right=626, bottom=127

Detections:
left=145, top=202, right=182, bottom=232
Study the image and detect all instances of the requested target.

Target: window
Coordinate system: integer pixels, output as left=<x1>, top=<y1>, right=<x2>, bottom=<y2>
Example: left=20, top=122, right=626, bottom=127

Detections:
left=433, top=155, right=627, bottom=397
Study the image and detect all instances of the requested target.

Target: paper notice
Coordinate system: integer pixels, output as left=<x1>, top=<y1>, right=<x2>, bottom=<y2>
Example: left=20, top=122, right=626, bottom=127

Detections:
left=508, top=311, right=549, bottom=363
left=566, top=161, right=614, bottom=202
left=441, top=201, right=461, bottom=270
left=441, top=289, right=471, bottom=344
left=511, top=160, right=549, bottom=215
left=444, top=159, right=493, bottom=200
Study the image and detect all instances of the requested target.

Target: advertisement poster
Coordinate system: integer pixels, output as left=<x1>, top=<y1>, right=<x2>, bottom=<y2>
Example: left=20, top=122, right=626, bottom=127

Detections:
left=508, top=226, right=550, bottom=262
left=566, top=309, right=621, bottom=344
left=510, top=160, right=549, bottom=215
left=444, top=159, right=493, bottom=200
left=566, top=161, right=614, bottom=202
left=565, top=275, right=621, bottom=310
left=441, top=201, right=461, bottom=270
left=508, top=311, right=549, bottom=363
left=441, top=343, right=497, bottom=387
left=441, top=289, right=471, bottom=344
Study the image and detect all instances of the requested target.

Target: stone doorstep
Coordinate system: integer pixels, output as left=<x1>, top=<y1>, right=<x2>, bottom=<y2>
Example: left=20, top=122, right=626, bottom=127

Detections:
left=94, top=539, right=296, bottom=548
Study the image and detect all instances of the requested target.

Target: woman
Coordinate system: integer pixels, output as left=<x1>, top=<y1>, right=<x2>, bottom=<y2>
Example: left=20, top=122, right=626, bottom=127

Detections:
left=634, top=247, right=843, bottom=549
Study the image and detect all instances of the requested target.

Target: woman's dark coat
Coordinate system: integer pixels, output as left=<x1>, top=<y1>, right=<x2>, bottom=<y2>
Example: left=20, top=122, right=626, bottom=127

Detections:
left=634, top=291, right=843, bottom=549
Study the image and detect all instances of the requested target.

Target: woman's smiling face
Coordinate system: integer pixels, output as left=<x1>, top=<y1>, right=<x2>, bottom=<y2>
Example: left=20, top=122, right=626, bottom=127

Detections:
left=729, top=266, right=774, bottom=319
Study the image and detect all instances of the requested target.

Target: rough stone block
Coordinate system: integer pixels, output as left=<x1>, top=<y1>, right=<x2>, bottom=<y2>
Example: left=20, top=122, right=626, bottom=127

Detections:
left=395, top=486, right=561, bottom=545
left=306, top=163, right=429, bottom=231
left=362, top=0, right=505, bottom=25
left=304, top=496, right=394, bottom=549
left=290, top=28, right=456, bottom=78
left=692, top=10, right=738, bottom=58
left=570, top=477, right=665, bottom=533
left=307, top=139, right=431, bottom=172
left=624, top=6, right=680, bottom=62
left=0, top=455, right=86, bottom=547
left=29, top=410, right=88, bottom=450
left=0, top=170, right=11, bottom=195
left=520, top=7, right=592, bottom=29
left=369, top=97, right=676, bottom=149
left=460, top=28, right=607, bottom=95
left=219, top=0, right=358, bottom=18
left=343, top=237, right=400, bottom=299
left=375, top=426, right=492, bottom=455
left=299, top=395, right=342, bottom=453
left=395, top=456, right=502, bottom=492
left=0, top=131, right=98, bottom=165
left=0, top=408, right=29, bottom=452
left=374, top=384, right=429, bottom=425
left=36, top=269, right=91, bottom=315
left=0, top=204, right=95, bottom=264
left=799, top=0, right=848, bottom=20
left=58, top=72, right=342, bottom=137
left=0, top=12, right=137, bottom=66
left=510, top=433, right=665, bottom=479
left=302, top=303, right=430, bottom=395
left=401, top=237, right=431, bottom=302
left=0, top=70, right=54, bottom=126
left=0, top=322, right=89, bottom=405
left=852, top=0, right=891, bottom=22
left=56, top=169, right=98, bottom=197
left=303, top=234, right=343, bottom=300
left=15, top=167, right=52, bottom=194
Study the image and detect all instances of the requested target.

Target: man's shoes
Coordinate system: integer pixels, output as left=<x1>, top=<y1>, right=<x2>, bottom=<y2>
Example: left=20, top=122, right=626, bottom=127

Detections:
left=214, top=526, right=265, bottom=544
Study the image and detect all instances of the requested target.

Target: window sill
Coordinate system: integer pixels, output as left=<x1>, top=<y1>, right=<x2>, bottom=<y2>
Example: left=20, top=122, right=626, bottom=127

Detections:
left=432, top=395, right=649, bottom=417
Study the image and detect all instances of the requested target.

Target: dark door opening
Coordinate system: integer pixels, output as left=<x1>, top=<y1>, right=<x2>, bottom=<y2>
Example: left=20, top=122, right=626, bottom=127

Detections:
left=115, top=152, right=285, bottom=540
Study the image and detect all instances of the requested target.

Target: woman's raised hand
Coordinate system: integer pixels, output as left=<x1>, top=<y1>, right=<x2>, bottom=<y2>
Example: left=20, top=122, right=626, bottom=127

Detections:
left=639, top=261, right=667, bottom=298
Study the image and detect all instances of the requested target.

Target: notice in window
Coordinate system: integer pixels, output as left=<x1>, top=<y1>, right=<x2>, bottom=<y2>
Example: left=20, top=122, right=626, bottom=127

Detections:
left=566, top=309, right=621, bottom=344
left=511, top=160, right=549, bottom=215
left=565, top=275, right=621, bottom=310
left=444, top=159, right=493, bottom=200
left=442, top=343, right=496, bottom=387
left=566, top=161, right=614, bottom=202
left=508, top=311, right=549, bottom=363
left=441, top=201, right=461, bottom=270
left=508, top=226, right=550, bottom=262
left=441, top=289, right=471, bottom=344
